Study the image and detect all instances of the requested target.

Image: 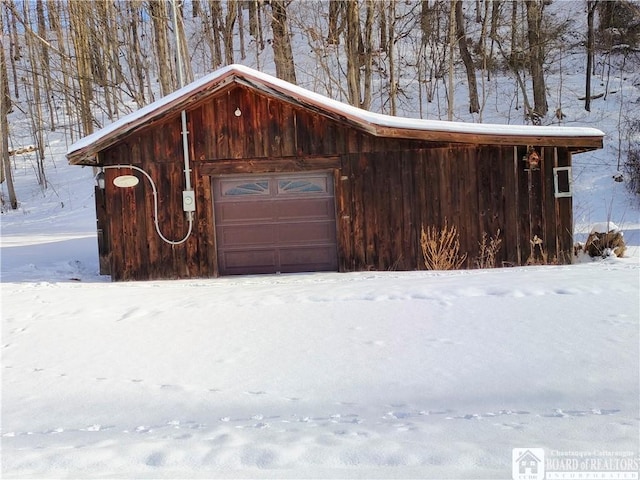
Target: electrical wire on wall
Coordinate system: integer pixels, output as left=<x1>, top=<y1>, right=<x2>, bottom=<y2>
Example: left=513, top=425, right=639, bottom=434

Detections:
left=97, top=165, right=193, bottom=246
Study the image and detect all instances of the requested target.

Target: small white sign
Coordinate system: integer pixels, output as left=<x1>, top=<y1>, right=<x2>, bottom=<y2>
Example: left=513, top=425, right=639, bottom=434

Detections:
left=113, top=175, right=140, bottom=188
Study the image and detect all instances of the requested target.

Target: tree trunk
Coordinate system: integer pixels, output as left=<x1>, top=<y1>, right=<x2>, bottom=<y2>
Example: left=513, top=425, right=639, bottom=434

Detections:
left=248, top=0, right=264, bottom=51
left=386, top=0, right=396, bottom=114
left=6, top=1, right=21, bottom=100
left=174, top=1, right=193, bottom=85
left=488, top=0, right=500, bottom=81
left=0, top=19, right=17, bottom=209
left=526, top=0, right=547, bottom=119
left=510, top=0, right=518, bottom=68
left=328, top=0, right=342, bottom=45
left=455, top=0, right=480, bottom=113
left=585, top=0, right=596, bottom=112
left=36, top=0, right=55, bottom=130
left=345, top=0, right=361, bottom=108
left=378, top=0, right=387, bottom=52
left=223, top=0, right=237, bottom=64
left=22, top=1, right=47, bottom=188
left=237, top=0, right=245, bottom=60
left=125, top=1, right=149, bottom=107
left=148, top=0, right=176, bottom=95
left=270, top=0, right=296, bottom=84
left=204, top=1, right=223, bottom=68
left=69, top=0, right=95, bottom=135
left=359, top=0, right=373, bottom=112
left=475, top=0, right=482, bottom=23
left=448, top=0, right=456, bottom=120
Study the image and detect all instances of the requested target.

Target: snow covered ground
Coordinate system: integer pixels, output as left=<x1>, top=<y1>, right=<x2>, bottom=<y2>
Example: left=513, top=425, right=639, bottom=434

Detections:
left=2, top=231, right=639, bottom=478
left=2, top=138, right=639, bottom=478
left=2, top=31, right=640, bottom=480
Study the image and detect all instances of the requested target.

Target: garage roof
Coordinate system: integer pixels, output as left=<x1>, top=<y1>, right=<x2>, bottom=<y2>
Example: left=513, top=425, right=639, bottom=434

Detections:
left=67, top=64, right=604, bottom=165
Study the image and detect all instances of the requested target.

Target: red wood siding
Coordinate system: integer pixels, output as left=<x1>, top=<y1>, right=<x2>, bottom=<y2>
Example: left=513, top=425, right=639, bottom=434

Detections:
left=96, top=84, right=574, bottom=280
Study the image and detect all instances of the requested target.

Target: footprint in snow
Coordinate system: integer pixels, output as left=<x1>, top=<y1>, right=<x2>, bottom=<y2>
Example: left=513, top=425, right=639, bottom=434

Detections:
left=500, top=422, right=526, bottom=431
left=44, top=428, right=65, bottom=434
left=145, top=451, right=165, bottom=467
left=159, top=384, right=182, bottom=391
left=82, top=424, right=114, bottom=432
left=384, top=411, right=412, bottom=420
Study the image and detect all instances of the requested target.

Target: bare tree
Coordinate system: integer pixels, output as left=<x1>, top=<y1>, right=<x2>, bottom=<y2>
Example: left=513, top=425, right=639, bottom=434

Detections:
left=417, top=0, right=447, bottom=115
left=173, top=0, right=194, bottom=84
left=454, top=0, right=480, bottom=113
left=21, top=1, right=47, bottom=188
left=202, top=1, right=223, bottom=68
left=5, top=1, right=20, bottom=100
left=68, top=0, right=96, bottom=135
left=270, top=0, right=297, bottom=83
left=448, top=0, right=455, bottom=120
left=385, top=0, right=397, bottom=114
left=585, top=0, right=597, bottom=111
left=526, top=0, right=548, bottom=119
left=35, top=1, right=55, bottom=130
left=223, top=0, right=237, bottom=64
left=148, top=0, right=177, bottom=95
left=123, top=1, right=152, bottom=107
left=344, top=0, right=365, bottom=108
left=248, top=0, right=265, bottom=51
left=1, top=8, right=17, bottom=209
left=327, top=0, right=343, bottom=45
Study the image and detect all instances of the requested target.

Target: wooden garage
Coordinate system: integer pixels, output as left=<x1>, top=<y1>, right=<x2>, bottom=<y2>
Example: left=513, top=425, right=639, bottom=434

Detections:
left=67, top=64, right=604, bottom=281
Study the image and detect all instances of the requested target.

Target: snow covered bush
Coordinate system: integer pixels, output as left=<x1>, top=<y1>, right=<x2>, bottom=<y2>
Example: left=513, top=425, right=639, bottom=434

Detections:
left=584, top=222, right=626, bottom=259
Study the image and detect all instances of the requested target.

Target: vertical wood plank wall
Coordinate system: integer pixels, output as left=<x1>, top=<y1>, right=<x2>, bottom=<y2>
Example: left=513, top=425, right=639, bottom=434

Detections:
left=97, top=84, right=575, bottom=280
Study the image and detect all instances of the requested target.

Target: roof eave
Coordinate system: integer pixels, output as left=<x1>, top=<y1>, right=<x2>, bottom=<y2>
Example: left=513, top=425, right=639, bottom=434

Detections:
left=372, top=125, right=604, bottom=151
left=67, top=70, right=241, bottom=165
left=66, top=64, right=605, bottom=164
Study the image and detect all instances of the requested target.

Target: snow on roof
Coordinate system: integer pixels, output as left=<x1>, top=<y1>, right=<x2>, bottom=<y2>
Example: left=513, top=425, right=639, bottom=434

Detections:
left=67, top=64, right=604, bottom=163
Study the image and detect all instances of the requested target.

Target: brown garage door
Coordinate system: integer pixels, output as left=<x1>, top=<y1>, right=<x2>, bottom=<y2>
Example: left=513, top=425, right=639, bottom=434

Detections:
left=213, top=172, right=338, bottom=275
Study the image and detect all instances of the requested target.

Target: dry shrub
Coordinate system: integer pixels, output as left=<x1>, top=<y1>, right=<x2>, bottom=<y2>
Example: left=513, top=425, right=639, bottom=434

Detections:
left=420, top=221, right=467, bottom=270
left=475, top=229, right=503, bottom=269
left=584, top=231, right=626, bottom=258
left=526, top=235, right=549, bottom=265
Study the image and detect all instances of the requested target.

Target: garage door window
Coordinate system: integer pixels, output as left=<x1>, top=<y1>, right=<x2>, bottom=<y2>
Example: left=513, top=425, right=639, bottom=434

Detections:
left=278, top=177, right=327, bottom=194
left=222, top=179, right=269, bottom=196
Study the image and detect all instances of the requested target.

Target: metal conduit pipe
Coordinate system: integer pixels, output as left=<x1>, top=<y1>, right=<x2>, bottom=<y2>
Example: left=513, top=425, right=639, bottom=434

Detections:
left=171, top=0, right=195, bottom=221
left=97, top=165, right=193, bottom=246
